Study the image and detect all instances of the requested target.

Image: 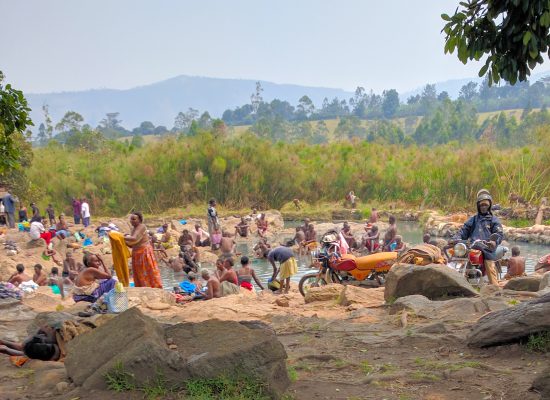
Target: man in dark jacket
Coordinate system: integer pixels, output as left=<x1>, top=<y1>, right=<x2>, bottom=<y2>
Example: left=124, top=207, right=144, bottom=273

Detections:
left=455, top=189, right=503, bottom=285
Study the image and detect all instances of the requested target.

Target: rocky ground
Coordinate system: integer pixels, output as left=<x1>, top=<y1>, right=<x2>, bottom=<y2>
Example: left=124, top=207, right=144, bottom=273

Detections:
left=1, top=281, right=549, bottom=400
left=1, top=209, right=550, bottom=400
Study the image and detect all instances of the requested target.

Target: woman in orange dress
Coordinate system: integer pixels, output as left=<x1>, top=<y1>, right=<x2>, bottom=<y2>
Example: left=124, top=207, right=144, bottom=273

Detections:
left=124, top=212, right=163, bottom=288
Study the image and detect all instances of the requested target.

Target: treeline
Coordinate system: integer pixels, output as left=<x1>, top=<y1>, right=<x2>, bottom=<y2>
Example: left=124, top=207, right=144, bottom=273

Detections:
left=27, top=127, right=550, bottom=216
left=222, top=78, right=550, bottom=125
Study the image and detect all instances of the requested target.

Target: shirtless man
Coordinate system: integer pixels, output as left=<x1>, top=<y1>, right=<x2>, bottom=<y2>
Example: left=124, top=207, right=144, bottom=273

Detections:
left=178, top=229, right=194, bottom=251
left=201, top=269, right=221, bottom=300
left=342, top=222, right=358, bottom=249
left=72, top=253, right=116, bottom=303
left=234, top=217, right=250, bottom=238
left=219, top=258, right=238, bottom=285
left=505, top=246, right=526, bottom=279
left=291, top=227, right=306, bottom=249
left=193, top=224, right=210, bottom=247
left=383, top=215, right=398, bottom=251
left=293, top=199, right=301, bottom=210
left=8, top=264, right=31, bottom=286
left=220, top=231, right=236, bottom=258
left=362, top=225, right=380, bottom=252
left=256, top=214, right=268, bottom=238
left=254, top=237, right=271, bottom=258
left=214, top=259, right=225, bottom=280
left=369, top=208, right=379, bottom=224
left=33, top=264, right=48, bottom=286
left=168, top=256, right=185, bottom=274
left=63, top=251, right=83, bottom=281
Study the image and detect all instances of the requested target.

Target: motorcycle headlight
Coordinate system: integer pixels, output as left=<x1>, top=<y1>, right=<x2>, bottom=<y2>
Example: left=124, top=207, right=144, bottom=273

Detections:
left=453, top=242, right=468, bottom=257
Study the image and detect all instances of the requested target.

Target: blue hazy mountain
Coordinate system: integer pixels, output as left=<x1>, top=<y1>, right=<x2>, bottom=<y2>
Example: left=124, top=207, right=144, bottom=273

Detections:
left=26, top=75, right=354, bottom=130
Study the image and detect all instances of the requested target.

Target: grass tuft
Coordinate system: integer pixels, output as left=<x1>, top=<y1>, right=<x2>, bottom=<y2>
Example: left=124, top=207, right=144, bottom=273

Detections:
left=526, top=331, right=550, bottom=353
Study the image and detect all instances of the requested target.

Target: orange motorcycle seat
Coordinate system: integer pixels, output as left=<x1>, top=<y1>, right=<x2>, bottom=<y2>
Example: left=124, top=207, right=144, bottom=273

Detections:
left=355, top=252, right=397, bottom=271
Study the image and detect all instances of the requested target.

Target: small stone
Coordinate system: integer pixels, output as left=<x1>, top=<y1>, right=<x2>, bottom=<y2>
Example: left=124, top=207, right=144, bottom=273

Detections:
left=169, top=344, right=178, bottom=350
left=56, top=381, right=69, bottom=393
left=166, top=337, right=174, bottom=345
left=275, top=298, right=289, bottom=307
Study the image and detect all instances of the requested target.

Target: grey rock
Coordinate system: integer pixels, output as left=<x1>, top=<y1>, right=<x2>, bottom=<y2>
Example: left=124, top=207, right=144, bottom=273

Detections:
left=65, top=307, right=289, bottom=399
left=384, top=263, right=478, bottom=301
left=390, top=295, right=488, bottom=321
left=539, top=272, right=550, bottom=291
left=416, top=322, right=448, bottom=334
left=503, top=276, right=542, bottom=292
left=467, top=292, right=550, bottom=347
left=531, top=367, right=550, bottom=400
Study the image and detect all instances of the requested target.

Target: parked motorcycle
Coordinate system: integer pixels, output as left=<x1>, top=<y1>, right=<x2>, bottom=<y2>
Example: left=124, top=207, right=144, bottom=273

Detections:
left=298, top=232, right=397, bottom=297
left=444, top=233, right=508, bottom=285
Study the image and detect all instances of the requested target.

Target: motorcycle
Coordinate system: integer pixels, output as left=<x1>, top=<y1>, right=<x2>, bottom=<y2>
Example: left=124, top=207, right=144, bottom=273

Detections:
left=444, top=233, right=508, bottom=285
left=298, top=232, right=397, bottom=297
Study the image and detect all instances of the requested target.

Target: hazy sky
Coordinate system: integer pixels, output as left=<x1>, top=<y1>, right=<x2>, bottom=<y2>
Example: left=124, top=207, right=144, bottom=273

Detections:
left=2, top=0, right=548, bottom=94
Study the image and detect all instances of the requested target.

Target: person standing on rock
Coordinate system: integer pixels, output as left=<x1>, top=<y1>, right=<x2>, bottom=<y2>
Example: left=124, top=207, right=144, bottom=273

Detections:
left=268, top=246, right=298, bottom=294
left=455, top=189, right=503, bottom=286
left=1, top=190, right=17, bottom=229
left=124, top=211, right=163, bottom=289
left=46, top=204, right=56, bottom=226
left=207, top=198, right=220, bottom=250
left=81, top=198, right=91, bottom=227
left=72, top=197, right=81, bottom=225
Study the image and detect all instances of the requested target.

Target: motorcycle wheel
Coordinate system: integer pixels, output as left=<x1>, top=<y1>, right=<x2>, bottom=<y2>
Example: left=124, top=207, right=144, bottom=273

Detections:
left=299, top=272, right=328, bottom=297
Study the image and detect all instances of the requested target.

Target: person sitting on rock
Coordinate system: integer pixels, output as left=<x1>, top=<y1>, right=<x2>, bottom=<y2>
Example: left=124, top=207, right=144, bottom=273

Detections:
left=8, top=264, right=31, bottom=286
left=342, top=222, right=358, bottom=249
left=382, top=215, right=398, bottom=251
left=234, top=217, right=250, bottom=238
left=201, top=269, right=221, bottom=300
left=362, top=225, right=380, bottom=253
left=33, top=264, right=48, bottom=286
left=391, top=235, right=407, bottom=253
left=535, top=253, right=550, bottom=274
left=256, top=213, right=268, bottom=238
left=72, top=253, right=116, bottom=303
left=62, top=251, right=83, bottom=281
left=193, top=224, right=211, bottom=247
left=178, top=229, right=194, bottom=251
left=504, top=246, right=526, bottom=279
left=180, top=245, right=199, bottom=273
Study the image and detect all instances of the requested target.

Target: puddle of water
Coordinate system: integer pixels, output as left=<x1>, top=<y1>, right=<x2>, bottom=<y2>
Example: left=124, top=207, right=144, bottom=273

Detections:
left=159, top=220, right=550, bottom=290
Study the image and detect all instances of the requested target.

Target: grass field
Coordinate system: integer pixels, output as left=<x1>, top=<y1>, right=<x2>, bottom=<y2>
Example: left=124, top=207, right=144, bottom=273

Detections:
left=119, top=108, right=537, bottom=142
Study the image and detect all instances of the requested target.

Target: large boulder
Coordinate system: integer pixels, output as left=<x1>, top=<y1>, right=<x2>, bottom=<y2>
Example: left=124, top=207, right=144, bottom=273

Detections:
left=503, top=275, right=542, bottom=292
left=539, top=271, right=550, bottom=291
left=384, top=263, right=478, bottom=301
left=166, top=319, right=290, bottom=398
left=65, top=308, right=289, bottom=399
left=531, top=367, right=550, bottom=400
left=467, top=292, right=550, bottom=347
left=304, top=284, right=341, bottom=303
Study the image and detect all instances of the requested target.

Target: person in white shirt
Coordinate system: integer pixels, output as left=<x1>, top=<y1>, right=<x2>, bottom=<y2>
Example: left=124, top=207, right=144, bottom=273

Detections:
left=81, top=198, right=91, bottom=227
left=29, top=216, right=54, bottom=245
left=193, top=223, right=210, bottom=247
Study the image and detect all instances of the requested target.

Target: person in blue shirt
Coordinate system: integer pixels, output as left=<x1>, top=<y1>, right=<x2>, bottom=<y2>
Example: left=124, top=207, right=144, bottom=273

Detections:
left=455, top=189, right=504, bottom=285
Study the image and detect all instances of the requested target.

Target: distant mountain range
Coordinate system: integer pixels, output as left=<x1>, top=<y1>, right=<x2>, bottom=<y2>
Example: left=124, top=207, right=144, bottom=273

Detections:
left=26, top=70, right=550, bottom=130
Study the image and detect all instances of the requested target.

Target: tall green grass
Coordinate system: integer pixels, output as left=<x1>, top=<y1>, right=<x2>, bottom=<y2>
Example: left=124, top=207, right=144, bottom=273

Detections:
left=28, top=131, right=550, bottom=216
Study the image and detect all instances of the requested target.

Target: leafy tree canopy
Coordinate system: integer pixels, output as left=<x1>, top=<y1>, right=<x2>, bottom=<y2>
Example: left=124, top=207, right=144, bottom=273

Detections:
left=443, top=0, right=550, bottom=85
left=0, top=71, right=33, bottom=173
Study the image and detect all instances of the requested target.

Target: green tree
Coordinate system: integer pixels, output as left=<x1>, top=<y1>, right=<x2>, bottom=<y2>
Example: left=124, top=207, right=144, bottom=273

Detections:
left=37, top=123, right=47, bottom=146
left=382, top=89, right=400, bottom=118
left=42, top=104, right=53, bottom=140
left=0, top=71, right=33, bottom=173
left=296, top=95, right=315, bottom=120
left=458, top=81, right=478, bottom=101
left=443, top=0, right=550, bottom=85
left=130, top=135, right=144, bottom=148
left=55, top=111, right=84, bottom=134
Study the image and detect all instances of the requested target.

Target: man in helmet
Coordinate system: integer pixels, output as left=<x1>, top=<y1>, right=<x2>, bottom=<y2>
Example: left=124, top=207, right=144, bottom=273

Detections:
left=455, top=189, right=504, bottom=285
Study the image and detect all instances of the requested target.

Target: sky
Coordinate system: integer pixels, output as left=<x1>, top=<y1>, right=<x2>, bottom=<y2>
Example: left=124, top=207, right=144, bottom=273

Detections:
left=2, top=0, right=549, bottom=95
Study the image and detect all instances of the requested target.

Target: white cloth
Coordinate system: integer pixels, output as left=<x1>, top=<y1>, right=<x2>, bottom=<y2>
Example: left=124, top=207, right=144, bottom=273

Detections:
left=81, top=202, right=90, bottom=218
left=29, top=221, right=45, bottom=240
